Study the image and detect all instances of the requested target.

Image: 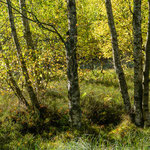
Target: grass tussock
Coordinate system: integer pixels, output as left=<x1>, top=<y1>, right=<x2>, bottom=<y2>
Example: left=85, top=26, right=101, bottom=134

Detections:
left=0, top=69, right=150, bottom=150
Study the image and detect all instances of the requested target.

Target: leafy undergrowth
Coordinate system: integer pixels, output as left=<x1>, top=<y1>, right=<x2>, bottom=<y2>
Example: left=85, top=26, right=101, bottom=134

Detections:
left=0, top=69, right=150, bottom=149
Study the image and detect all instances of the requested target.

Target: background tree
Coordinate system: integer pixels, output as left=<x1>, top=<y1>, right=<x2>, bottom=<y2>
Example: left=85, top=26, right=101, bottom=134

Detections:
left=19, top=0, right=41, bottom=93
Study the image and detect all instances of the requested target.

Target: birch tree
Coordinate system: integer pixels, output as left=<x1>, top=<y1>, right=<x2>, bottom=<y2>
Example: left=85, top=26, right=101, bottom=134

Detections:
left=133, top=0, right=144, bottom=127
left=6, top=0, right=40, bottom=110
left=143, top=0, right=150, bottom=127
left=0, top=41, right=29, bottom=107
left=66, top=0, right=81, bottom=128
left=19, top=0, right=41, bottom=93
left=19, top=0, right=34, bottom=50
left=105, top=0, right=131, bottom=113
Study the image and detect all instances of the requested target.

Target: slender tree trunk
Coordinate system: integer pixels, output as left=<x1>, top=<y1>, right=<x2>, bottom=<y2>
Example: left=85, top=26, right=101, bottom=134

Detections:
left=66, top=0, right=81, bottom=128
left=105, top=0, right=131, bottom=113
left=19, top=0, right=41, bottom=93
left=143, top=0, right=150, bottom=127
left=6, top=0, right=40, bottom=110
left=133, top=0, right=144, bottom=127
left=0, top=42, right=29, bottom=107
left=19, top=0, right=34, bottom=50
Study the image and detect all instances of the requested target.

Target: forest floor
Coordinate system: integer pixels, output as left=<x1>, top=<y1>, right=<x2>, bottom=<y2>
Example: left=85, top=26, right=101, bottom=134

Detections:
left=0, top=69, right=150, bottom=150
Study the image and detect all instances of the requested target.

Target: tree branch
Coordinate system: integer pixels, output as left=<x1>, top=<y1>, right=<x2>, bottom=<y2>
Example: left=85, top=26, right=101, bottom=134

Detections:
left=127, top=0, right=133, bottom=15
left=0, top=0, right=66, bottom=45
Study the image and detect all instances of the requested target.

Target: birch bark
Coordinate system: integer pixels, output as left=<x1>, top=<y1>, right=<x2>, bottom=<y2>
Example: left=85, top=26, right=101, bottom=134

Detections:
left=133, top=0, right=144, bottom=127
left=66, top=0, right=81, bottom=128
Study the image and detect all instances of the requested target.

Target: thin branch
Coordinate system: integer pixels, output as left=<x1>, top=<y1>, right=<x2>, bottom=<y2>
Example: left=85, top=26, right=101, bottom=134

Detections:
left=0, top=19, right=9, bottom=28
left=0, top=0, right=66, bottom=45
left=127, top=0, right=133, bottom=15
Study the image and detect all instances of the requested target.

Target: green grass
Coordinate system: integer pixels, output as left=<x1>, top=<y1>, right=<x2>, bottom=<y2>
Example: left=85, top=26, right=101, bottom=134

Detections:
left=0, top=68, right=150, bottom=150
